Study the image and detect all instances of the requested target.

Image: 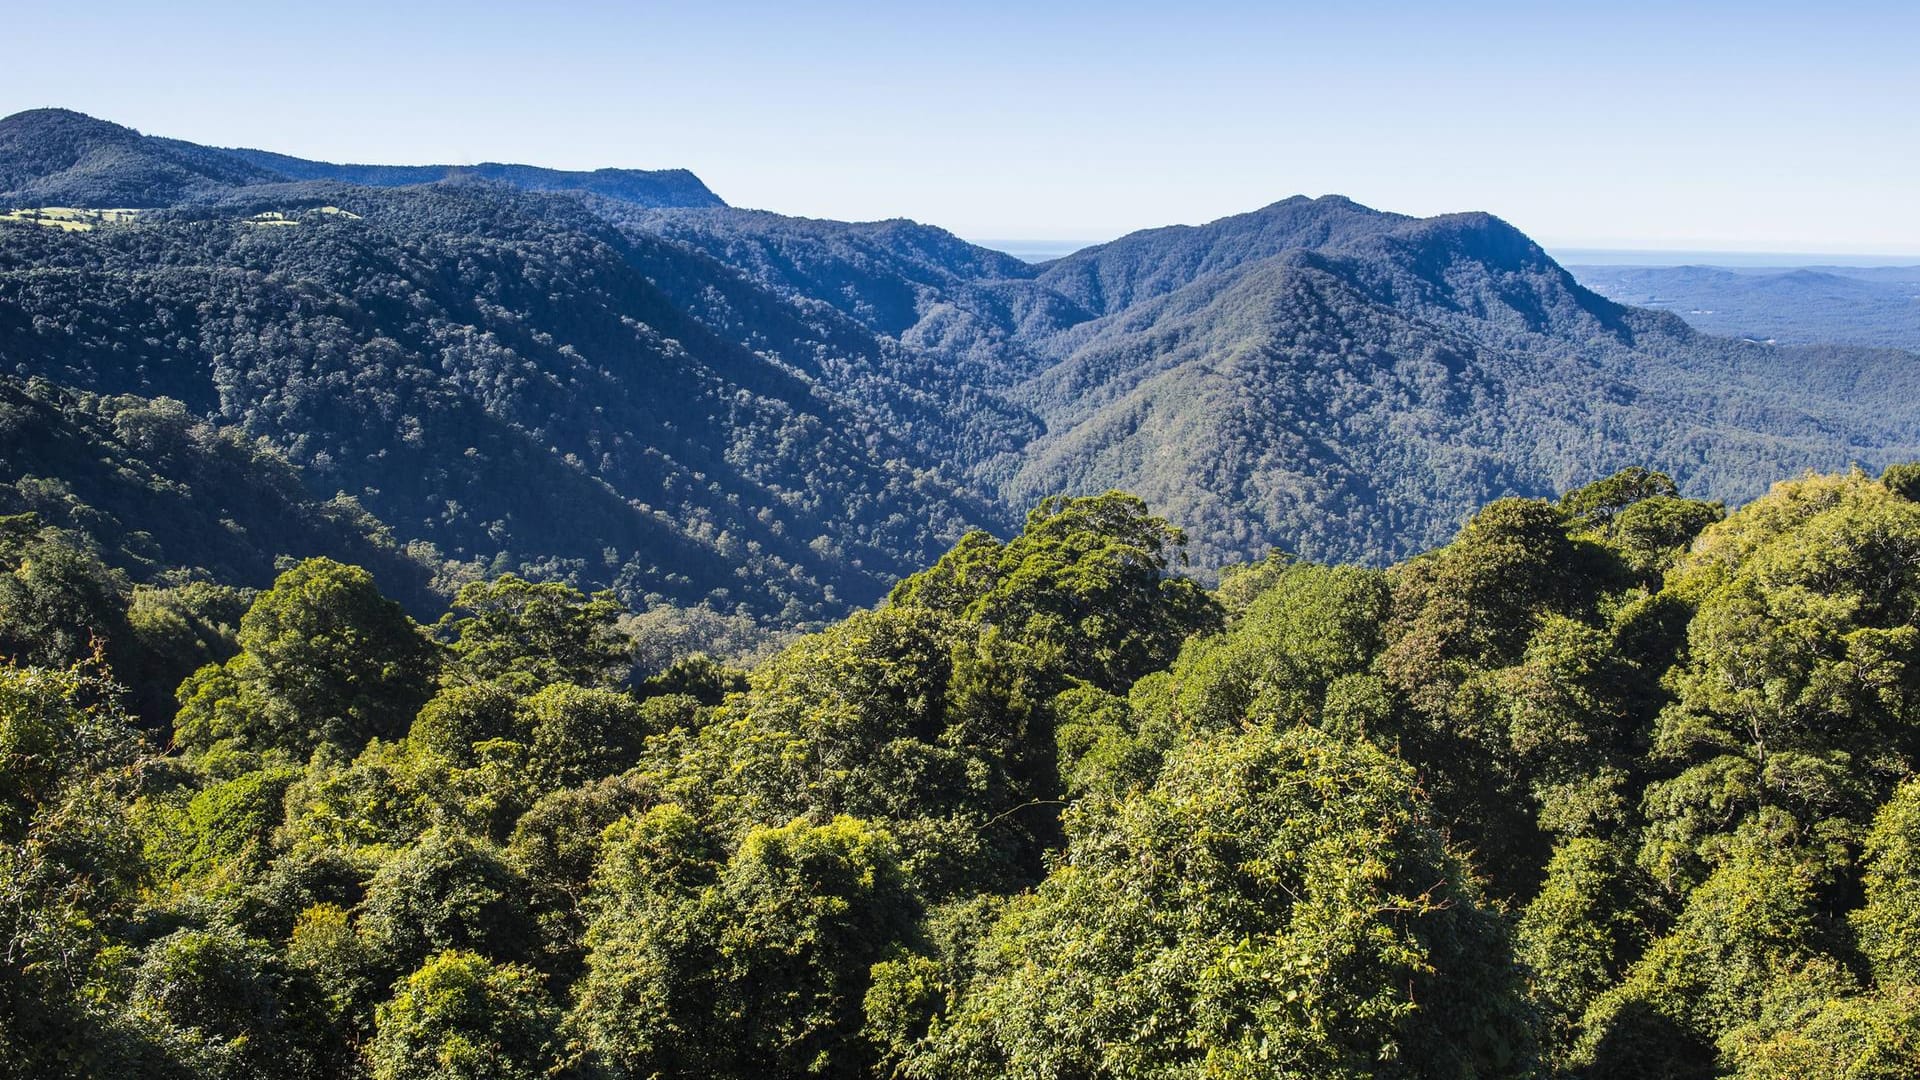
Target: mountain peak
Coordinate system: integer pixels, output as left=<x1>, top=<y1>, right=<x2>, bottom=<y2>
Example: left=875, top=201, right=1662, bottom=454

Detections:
left=0, top=108, right=725, bottom=211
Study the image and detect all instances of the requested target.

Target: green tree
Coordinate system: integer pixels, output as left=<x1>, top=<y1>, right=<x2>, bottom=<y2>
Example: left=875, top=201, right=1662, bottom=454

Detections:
left=568, top=812, right=914, bottom=1079
left=360, top=829, right=539, bottom=977
left=918, top=724, right=1537, bottom=1080
left=129, top=928, right=332, bottom=1080
left=438, top=574, right=629, bottom=690
left=524, top=683, right=648, bottom=792
left=1642, top=472, right=1920, bottom=894
left=0, top=662, right=151, bottom=1077
left=175, top=558, right=440, bottom=757
left=891, top=492, right=1221, bottom=692
left=1854, top=777, right=1920, bottom=987
left=369, top=950, right=557, bottom=1080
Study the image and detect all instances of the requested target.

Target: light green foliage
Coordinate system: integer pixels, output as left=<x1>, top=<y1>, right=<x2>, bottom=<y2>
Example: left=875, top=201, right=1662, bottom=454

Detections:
left=0, top=662, right=151, bottom=1075
left=410, top=682, right=525, bottom=766
left=671, top=605, right=1042, bottom=894
left=175, top=558, right=441, bottom=757
left=891, top=491, right=1222, bottom=692
left=568, top=812, right=912, bottom=1079
left=524, top=683, right=648, bottom=791
left=1515, top=837, right=1651, bottom=1058
left=1148, top=560, right=1389, bottom=735
left=1645, top=471, right=1920, bottom=892
left=1573, top=823, right=1836, bottom=1075
left=919, top=724, right=1536, bottom=1080
left=1854, top=777, right=1920, bottom=986
left=140, top=764, right=300, bottom=887
left=369, top=950, right=557, bottom=1080
left=1724, top=983, right=1920, bottom=1080
left=9, top=473, right=1920, bottom=1079
left=278, top=739, right=442, bottom=858
left=1377, top=497, right=1619, bottom=891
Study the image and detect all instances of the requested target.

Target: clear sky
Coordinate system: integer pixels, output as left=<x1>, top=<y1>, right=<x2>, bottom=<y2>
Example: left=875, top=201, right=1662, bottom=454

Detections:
left=4, top=0, right=1917, bottom=254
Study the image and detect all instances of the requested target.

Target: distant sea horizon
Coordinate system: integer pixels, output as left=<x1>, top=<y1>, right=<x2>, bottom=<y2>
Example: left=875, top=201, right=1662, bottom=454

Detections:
left=968, top=237, right=1920, bottom=269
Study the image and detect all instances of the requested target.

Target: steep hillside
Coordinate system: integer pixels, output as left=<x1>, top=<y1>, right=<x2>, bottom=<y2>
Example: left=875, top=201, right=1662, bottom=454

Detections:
left=0, top=181, right=991, bottom=619
left=0, top=374, right=441, bottom=605
left=7, top=109, right=1920, bottom=586
left=622, top=195, right=1920, bottom=568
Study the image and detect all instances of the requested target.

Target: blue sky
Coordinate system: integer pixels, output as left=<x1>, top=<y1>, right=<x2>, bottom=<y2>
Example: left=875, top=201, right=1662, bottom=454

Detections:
left=4, top=0, right=1917, bottom=253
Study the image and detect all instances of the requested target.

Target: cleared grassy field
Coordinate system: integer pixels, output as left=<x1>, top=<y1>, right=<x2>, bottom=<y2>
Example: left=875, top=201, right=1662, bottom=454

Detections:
left=0, top=206, right=362, bottom=232
left=0, top=206, right=143, bottom=230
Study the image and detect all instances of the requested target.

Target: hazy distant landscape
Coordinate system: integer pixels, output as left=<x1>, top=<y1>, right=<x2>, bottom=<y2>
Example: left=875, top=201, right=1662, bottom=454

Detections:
left=1569, top=261, right=1920, bottom=351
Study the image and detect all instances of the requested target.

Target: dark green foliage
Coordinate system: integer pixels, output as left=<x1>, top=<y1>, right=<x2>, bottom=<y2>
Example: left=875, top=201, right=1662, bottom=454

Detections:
left=0, top=376, right=440, bottom=610
left=632, top=196, right=1920, bottom=576
left=13, top=107, right=1920, bottom=1079
left=129, top=928, right=333, bottom=1080
left=1883, top=460, right=1920, bottom=502
left=438, top=574, right=629, bottom=690
left=0, top=512, right=128, bottom=670
left=174, top=558, right=441, bottom=757
left=0, top=173, right=991, bottom=623
left=360, top=829, right=540, bottom=975
left=0, top=108, right=722, bottom=211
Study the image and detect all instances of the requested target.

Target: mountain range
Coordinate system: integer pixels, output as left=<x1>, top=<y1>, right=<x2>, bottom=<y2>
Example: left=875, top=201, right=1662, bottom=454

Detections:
left=3, top=106, right=1917, bottom=623
left=1572, top=261, right=1920, bottom=351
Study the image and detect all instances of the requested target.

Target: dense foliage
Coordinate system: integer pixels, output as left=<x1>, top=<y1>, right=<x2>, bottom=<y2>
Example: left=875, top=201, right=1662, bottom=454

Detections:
left=7, top=110, right=1920, bottom=1076
left=4, top=466, right=1920, bottom=1079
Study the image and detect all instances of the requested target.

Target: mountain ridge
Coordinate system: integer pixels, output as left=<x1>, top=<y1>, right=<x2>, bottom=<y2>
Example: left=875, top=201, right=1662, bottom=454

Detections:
left=0, top=107, right=727, bottom=210
left=3, top=107, right=1918, bottom=608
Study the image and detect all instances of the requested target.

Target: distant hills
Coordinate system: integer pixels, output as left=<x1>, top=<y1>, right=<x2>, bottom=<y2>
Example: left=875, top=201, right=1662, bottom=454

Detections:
left=628, top=195, right=1920, bottom=564
left=3, top=106, right=1918, bottom=618
left=0, top=108, right=724, bottom=209
left=1572, top=261, right=1920, bottom=351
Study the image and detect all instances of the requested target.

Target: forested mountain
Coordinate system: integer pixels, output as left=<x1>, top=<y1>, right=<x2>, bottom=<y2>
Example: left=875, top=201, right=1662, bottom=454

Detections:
left=7, top=465, right=1920, bottom=1079
left=0, top=174, right=994, bottom=622
left=220, top=147, right=725, bottom=209
left=1572, top=262, right=1920, bottom=351
left=0, top=109, right=285, bottom=208
left=0, top=109, right=725, bottom=209
left=6, top=106, right=1920, bottom=605
left=629, top=196, right=1920, bottom=565
left=7, top=106, right=1920, bottom=1080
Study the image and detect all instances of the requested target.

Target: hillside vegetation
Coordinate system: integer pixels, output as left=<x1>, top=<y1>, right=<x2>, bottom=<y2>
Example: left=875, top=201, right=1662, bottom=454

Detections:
left=5, top=466, right=1920, bottom=1079
left=6, top=108, right=1920, bottom=608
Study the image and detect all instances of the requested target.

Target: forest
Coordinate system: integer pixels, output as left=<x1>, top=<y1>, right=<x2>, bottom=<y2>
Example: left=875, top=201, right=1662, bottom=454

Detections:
left=5, top=463, right=1920, bottom=1079
left=8, top=107, right=1920, bottom=613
